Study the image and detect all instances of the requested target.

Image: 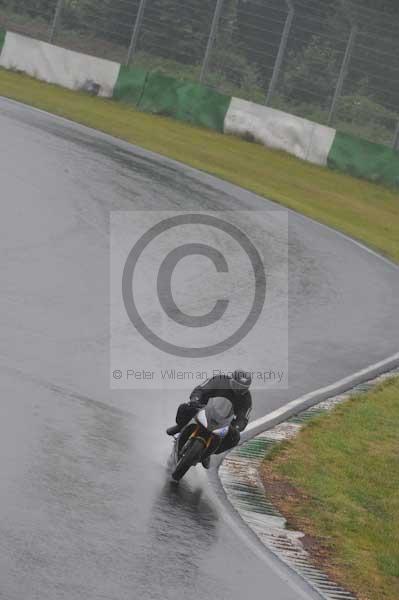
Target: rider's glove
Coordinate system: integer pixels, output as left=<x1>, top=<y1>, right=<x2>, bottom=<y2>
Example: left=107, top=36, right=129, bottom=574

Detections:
left=231, top=420, right=243, bottom=433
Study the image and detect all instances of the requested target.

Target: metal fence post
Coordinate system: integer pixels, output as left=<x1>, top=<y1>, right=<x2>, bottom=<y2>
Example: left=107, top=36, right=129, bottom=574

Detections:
left=392, top=121, right=399, bottom=151
left=265, top=0, right=294, bottom=106
left=328, top=24, right=358, bottom=126
left=49, top=0, right=64, bottom=43
left=199, top=0, right=225, bottom=84
left=126, top=0, right=148, bottom=65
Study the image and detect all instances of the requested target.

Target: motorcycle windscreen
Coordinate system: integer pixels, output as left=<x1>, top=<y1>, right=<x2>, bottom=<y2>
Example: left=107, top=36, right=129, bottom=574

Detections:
left=205, top=397, right=234, bottom=431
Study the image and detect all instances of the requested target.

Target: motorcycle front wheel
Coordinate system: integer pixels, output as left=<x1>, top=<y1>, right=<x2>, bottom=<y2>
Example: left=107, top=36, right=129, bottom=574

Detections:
left=172, top=438, right=205, bottom=482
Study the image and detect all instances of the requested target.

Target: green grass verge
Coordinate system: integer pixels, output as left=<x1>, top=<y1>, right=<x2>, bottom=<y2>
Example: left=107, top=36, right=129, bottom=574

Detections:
left=262, top=377, right=399, bottom=600
left=1, top=67, right=399, bottom=262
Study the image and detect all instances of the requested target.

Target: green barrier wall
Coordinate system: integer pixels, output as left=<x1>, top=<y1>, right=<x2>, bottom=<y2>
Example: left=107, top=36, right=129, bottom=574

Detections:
left=138, top=71, right=231, bottom=132
left=328, top=132, right=399, bottom=188
left=0, top=30, right=6, bottom=55
left=113, top=65, right=148, bottom=106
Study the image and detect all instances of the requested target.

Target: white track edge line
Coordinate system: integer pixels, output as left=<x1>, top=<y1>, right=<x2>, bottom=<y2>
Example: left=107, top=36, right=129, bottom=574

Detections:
left=244, top=352, right=399, bottom=439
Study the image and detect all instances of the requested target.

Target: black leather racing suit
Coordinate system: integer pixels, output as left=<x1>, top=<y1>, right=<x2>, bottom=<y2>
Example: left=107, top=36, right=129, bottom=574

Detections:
left=175, top=375, right=252, bottom=454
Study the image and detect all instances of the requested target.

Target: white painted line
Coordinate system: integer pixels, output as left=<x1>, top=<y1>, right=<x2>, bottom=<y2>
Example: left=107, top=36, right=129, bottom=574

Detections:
left=245, top=352, right=399, bottom=439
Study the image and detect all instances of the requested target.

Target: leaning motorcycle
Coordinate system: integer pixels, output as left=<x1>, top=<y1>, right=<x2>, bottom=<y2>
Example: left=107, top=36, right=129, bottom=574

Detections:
left=171, top=397, right=234, bottom=482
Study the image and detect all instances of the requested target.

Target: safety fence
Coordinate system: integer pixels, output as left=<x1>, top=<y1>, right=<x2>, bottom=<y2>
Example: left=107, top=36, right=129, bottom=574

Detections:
left=1, top=29, right=399, bottom=187
left=1, top=0, right=399, bottom=149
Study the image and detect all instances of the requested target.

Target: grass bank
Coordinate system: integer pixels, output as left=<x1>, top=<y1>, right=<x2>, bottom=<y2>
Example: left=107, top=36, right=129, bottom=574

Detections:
left=262, top=377, right=399, bottom=600
left=1, top=67, right=399, bottom=262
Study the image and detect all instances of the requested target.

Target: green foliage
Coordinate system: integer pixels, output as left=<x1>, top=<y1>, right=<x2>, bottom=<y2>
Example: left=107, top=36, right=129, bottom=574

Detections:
left=354, top=0, right=399, bottom=15
left=78, top=0, right=136, bottom=44
left=1, top=0, right=54, bottom=16
left=275, top=21, right=399, bottom=144
left=139, top=0, right=215, bottom=65
left=208, top=46, right=262, bottom=90
left=337, top=94, right=397, bottom=129
left=282, top=35, right=341, bottom=106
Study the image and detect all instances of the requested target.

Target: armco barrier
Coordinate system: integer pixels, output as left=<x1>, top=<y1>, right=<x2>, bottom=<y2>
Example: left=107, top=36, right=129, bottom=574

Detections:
left=328, top=132, right=399, bottom=187
left=138, top=71, right=231, bottom=133
left=0, top=30, right=398, bottom=187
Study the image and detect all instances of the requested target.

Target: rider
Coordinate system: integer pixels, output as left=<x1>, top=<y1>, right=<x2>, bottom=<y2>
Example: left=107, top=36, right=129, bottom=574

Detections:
left=166, top=369, right=253, bottom=468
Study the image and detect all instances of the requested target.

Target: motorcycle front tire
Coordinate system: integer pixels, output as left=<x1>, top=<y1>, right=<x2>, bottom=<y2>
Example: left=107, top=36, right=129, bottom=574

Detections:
left=172, top=438, right=205, bottom=482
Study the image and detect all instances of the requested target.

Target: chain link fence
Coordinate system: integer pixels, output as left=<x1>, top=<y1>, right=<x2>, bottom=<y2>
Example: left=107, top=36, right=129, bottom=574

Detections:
left=1, top=0, right=399, bottom=148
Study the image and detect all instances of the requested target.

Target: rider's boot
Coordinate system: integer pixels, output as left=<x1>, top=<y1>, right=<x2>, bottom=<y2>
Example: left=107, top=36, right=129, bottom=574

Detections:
left=202, top=455, right=211, bottom=469
left=166, top=424, right=181, bottom=436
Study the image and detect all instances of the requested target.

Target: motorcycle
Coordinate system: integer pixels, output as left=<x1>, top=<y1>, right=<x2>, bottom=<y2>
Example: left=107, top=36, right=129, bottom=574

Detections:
left=171, top=397, right=234, bottom=482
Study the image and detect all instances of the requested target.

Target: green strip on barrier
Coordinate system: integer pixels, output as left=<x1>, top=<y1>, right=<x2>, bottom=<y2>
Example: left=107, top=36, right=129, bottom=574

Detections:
left=113, top=65, right=148, bottom=106
left=0, top=30, right=6, bottom=56
left=328, top=131, right=399, bottom=188
left=138, top=71, right=231, bottom=133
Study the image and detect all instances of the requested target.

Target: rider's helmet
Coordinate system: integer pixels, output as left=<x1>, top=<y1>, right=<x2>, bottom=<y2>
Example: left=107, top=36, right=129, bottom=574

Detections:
left=230, top=369, right=252, bottom=395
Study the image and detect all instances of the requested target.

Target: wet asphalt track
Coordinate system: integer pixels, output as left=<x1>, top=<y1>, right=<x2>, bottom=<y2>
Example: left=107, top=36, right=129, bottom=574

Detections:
left=1, top=97, right=399, bottom=600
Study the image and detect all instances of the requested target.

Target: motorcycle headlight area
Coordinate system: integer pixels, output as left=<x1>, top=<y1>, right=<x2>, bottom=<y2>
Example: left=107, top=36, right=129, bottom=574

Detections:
left=196, top=410, right=208, bottom=429
left=212, top=426, right=229, bottom=437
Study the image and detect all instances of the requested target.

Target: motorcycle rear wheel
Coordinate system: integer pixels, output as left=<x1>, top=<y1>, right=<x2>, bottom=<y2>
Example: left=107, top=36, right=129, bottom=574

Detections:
left=172, top=438, right=205, bottom=482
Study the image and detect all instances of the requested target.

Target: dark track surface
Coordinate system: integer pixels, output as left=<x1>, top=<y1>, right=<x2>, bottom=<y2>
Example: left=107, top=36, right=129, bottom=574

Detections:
left=1, top=98, right=398, bottom=600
